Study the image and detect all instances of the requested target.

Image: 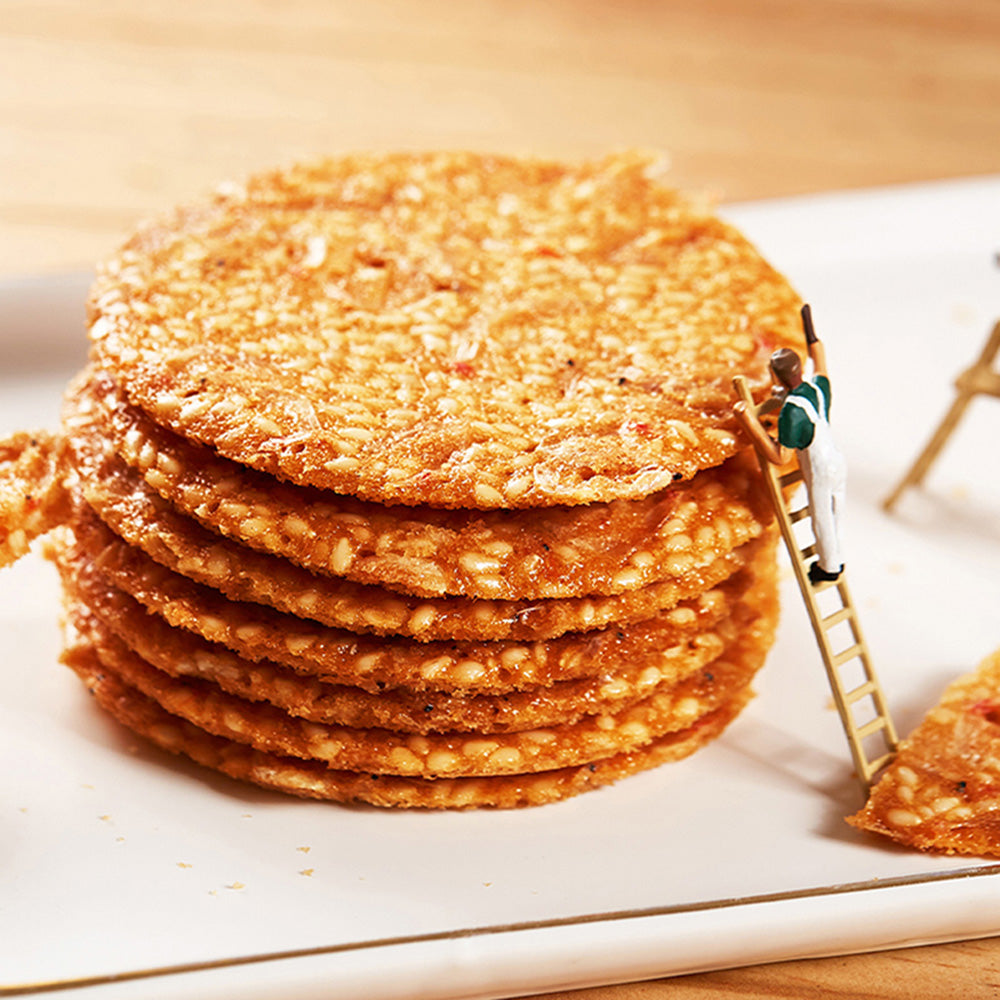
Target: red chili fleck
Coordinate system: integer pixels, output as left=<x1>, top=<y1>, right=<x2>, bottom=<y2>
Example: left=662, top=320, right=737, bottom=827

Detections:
left=624, top=420, right=653, bottom=438
left=453, top=361, right=476, bottom=377
left=969, top=699, right=1000, bottom=724
left=534, top=245, right=562, bottom=258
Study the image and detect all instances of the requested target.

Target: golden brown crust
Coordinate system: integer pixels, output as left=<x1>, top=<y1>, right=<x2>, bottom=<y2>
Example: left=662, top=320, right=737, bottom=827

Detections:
left=65, top=592, right=729, bottom=734
left=847, top=648, right=1000, bottom=857
left=67, top=595, right=774, bottom=778
left=86, top=151, right=803, bottom=509
left=60, top=542, right=775, bottom=732
left=73, top=613, right=771, bottom=778
left=61, top=519, right=775, bottom=694
left=66, top=453, right=764, bottom=639
left=0, top=430, right=70, bottom=568
left=64, top=640, right=748, bottom=809
left=75, top=368, right=773, bottom=600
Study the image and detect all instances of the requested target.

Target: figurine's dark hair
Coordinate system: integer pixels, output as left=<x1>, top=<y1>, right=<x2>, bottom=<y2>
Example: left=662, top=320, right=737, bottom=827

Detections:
left=769, top=348, right=802, bottom=387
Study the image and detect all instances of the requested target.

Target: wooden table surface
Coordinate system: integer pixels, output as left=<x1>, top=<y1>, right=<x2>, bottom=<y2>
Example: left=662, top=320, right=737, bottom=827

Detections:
left=4, top=2, right=1000, bottom=996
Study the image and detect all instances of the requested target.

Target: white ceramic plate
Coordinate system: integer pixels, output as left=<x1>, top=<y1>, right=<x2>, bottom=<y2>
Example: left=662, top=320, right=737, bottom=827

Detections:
left=2, top=177, right=1000, bottom=1000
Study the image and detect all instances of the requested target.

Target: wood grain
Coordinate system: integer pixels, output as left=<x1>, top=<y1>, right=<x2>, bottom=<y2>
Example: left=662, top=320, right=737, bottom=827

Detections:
left=3, top=1, right=1000, bottom=996
left=527, top=936, right=1000, bottom=999
left=3, top=0, right=1000, bottom=274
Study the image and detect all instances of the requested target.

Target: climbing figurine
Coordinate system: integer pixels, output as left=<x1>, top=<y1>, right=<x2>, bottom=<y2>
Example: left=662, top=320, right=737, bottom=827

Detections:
left=734, top=304, right=847, bottom=585
left=732, top=312, right=897, bottom=790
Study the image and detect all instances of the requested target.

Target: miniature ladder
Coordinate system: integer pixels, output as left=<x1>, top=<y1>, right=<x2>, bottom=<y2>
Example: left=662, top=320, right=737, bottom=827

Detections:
left=883, top=318, right=1000, bottom=512
left=733, top=375, right=898, bottom=790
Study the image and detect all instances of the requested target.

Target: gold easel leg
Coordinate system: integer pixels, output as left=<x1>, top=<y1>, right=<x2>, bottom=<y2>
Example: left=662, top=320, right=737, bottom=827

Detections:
left=881, top=391, right=973, bottom=512
left=883, top=319, right=1000, bottom=513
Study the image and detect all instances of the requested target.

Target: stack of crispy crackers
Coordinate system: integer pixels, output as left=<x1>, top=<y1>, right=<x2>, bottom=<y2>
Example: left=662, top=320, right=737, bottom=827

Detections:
left=19, top=152, right=808, bottom=807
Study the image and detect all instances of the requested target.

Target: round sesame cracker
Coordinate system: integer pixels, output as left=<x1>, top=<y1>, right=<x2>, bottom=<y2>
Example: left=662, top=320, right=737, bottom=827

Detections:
left=67, top=453, right=762, bottom=641
left=78, top=370, right=772, bottom=599
left=76, top=368, right=773, bottom=599
left=70, top=594, right=775, bottom=779
left=63, top=521, right=774, bottom=694
left=63, top=555, right=772, bottom=733
left=64, top=641, right=748, bottom=808
left=87, top=151, right=803, bottom=509
left=65, top=594, right=727, bottom=735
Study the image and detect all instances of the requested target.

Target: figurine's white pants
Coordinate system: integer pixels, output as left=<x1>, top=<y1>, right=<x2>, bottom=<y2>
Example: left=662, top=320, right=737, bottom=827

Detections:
left=799, top=446, right=847, bottom=572
left=786, top=390, right=847, bottom=573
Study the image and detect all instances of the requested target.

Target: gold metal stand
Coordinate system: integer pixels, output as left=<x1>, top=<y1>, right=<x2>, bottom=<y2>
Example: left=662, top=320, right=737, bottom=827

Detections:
left=883, top=319, right=1000, bottom=512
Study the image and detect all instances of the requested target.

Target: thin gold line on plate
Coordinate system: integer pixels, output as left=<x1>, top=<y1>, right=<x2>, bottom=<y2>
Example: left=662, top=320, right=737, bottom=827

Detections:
left=4, top=864, right=1000, bottom=997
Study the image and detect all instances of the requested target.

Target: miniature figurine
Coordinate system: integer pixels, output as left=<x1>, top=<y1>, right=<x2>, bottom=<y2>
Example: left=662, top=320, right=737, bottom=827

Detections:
left=734, top=305, right=847, bottom=584
left=732, top=310, right=897, bottom=792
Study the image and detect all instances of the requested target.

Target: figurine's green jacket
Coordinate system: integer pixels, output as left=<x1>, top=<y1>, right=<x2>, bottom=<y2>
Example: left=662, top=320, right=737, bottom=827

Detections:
left=777, top=375, right=832, bottom=450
